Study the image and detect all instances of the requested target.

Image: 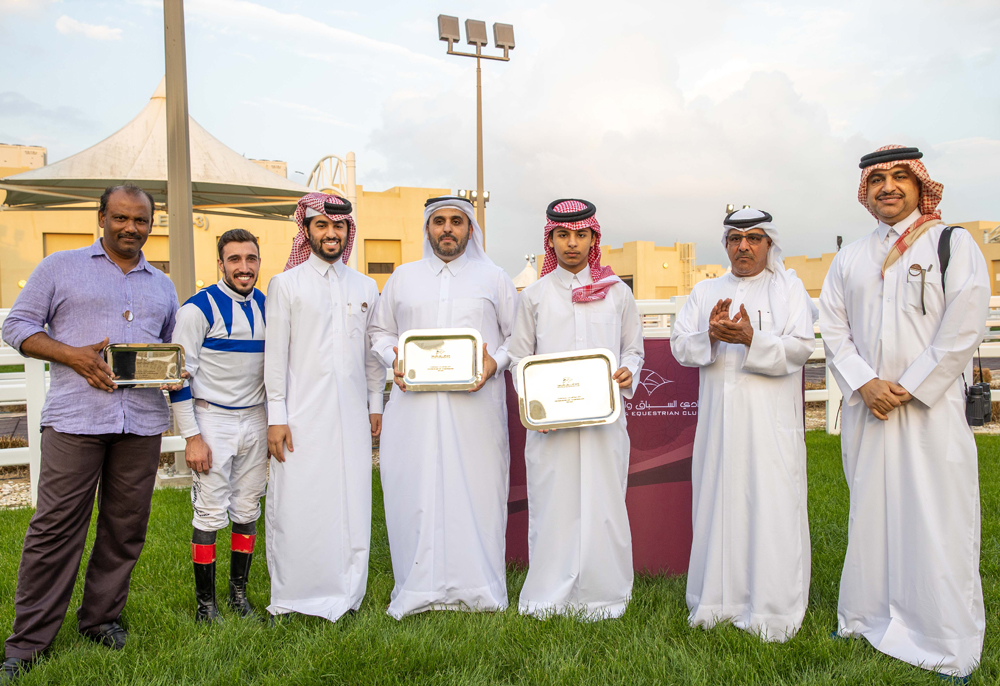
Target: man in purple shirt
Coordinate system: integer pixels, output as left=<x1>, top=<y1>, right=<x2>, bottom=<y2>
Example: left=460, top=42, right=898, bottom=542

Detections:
left=1, top=184, right=178, bottom=682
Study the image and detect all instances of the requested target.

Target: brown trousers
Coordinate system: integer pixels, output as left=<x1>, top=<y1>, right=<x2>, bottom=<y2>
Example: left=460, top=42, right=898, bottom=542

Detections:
left=4, top=428, right=161, bottom=660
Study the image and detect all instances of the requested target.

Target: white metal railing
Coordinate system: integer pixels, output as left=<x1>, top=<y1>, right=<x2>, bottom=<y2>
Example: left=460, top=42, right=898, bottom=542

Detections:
left=638, top=296, right=1000, bottom=436
left=0, top=309, right=185, bottom=507
left=3, top=295, right=1000, bottom=507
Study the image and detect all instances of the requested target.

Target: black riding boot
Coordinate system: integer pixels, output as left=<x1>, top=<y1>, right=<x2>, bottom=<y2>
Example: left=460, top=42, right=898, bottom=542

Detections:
left=194, top=560, right=223, bottom=624
left=192, top=530, right=223, bottom=625
left=229, top=524, right=258, bottom=618
left=228, top=550, right=257, bottom=617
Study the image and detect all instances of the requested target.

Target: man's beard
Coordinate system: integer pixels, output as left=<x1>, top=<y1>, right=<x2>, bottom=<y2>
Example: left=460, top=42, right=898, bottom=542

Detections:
left=223, top=267, right=257, bottom=296
left=430, top=231, right=470, bottom=259
left=309, top=232, right=345, bottom=262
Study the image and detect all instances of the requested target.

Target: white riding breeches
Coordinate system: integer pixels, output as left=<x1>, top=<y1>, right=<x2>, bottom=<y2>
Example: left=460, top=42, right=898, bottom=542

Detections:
left=190, top=403, right=268, bottom=532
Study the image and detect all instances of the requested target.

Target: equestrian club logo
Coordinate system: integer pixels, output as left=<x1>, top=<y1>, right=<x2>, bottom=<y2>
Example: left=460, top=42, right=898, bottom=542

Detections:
left=626, top=369, right=698, bottom=416
left=635, top=370, right=672, bottom=396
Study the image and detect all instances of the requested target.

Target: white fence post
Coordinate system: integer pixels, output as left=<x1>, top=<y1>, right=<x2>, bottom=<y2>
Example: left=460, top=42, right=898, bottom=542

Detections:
left=24, top=358, right=45, bottom=507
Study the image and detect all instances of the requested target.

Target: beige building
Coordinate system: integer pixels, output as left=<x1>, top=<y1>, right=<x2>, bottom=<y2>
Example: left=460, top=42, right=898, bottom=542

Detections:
left=0, top=144, right=45, bottom=179
left=782, top=252, right=837, bottom=297
left=600, top=240, right=724, bottom=299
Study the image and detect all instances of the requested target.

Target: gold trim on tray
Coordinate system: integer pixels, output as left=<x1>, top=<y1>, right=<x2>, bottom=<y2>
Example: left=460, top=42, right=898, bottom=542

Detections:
left=398, top=328, right=484, bottom=391
left=515, top=348, right=621, bottom=430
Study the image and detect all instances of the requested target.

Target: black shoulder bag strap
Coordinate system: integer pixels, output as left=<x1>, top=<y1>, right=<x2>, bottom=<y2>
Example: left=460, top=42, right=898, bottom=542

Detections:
left=938, top=225, right=957, bottom=297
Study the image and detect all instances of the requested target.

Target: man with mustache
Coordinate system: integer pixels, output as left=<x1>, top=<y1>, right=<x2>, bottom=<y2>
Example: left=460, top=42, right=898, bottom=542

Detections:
left=2, top=185, right=178, bottom=681
left=507, top=199, right=644, bottom=620
left=820, top=145, right=989, bottom=680
left=673, top=207, right=817, bottom=642
left=263, top=193, right=385, bottom=623
left=169, top=229, right=267, bottom=624
left=369, top=196, right=518, bottom=619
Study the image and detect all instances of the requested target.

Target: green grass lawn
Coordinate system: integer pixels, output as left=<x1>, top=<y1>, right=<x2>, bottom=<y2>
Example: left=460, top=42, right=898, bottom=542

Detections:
left=0, top=432, right=997, bottom=685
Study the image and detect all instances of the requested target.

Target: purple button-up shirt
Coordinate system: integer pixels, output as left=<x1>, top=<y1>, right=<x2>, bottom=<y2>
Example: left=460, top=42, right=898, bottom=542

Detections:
left=2, top=239, right=179, bottom=436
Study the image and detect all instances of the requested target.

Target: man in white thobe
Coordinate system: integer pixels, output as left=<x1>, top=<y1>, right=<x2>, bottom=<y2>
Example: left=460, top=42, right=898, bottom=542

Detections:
left=508, top=199, right=644, bottom=620
left=369, top=195, right=518, bottom=619
left=820, top=145, right=989, bottom=679
left=672, top=207, right=816, bottom=642
left=264, top=193, right=384, bottom=622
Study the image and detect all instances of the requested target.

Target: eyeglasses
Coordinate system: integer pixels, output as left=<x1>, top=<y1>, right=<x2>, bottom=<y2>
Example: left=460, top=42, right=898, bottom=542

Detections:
left=726, top=232, right=768, bottom=247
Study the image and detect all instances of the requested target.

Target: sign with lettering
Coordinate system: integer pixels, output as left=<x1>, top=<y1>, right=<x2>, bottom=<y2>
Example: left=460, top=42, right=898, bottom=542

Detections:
left=505, top=338, right=698, bottom=575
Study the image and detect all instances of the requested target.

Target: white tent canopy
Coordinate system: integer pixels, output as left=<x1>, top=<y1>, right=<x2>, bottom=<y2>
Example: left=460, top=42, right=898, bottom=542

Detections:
left=512, top=257, right=538, bottom=291
left=0, top=79, right=311, bottom=218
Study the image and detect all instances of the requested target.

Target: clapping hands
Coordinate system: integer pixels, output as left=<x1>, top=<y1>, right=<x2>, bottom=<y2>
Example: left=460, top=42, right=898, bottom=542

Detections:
left=708, top=299, right=754, bottom=347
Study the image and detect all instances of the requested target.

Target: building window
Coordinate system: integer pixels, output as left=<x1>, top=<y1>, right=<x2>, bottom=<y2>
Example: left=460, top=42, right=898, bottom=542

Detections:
left=368, top=262, right=394, bottom=274
left=620, top=275, right=634, bottom=292
left=148, top=261, right=170, bottom=274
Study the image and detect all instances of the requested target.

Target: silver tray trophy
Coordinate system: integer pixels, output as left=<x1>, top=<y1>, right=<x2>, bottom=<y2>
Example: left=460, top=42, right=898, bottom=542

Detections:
left=104, top=343, right=184, bottom=388
left=398, top=328, right=484, bottom=391
left=515, top=348, right=621, bottom=430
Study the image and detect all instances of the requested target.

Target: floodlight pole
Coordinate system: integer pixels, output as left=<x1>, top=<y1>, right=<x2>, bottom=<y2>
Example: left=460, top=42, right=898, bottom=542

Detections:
left=163, top=0, right=196, bottom=303
left=441, top=30, right=510, bottom=243
left=476, top=50, right=484, bottom=236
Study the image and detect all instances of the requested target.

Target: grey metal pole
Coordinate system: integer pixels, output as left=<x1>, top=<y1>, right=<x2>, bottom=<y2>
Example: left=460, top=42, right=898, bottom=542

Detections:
left=163, top=0, right=196, bottom=303
left=475, top=55, right=486, bottom=241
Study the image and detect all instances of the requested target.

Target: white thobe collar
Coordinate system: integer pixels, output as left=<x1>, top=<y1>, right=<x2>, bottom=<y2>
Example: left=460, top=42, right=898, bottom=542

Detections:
left=428, top=251, right=470, bottom=276
left=307, top=252, right=346, bottom=279
left=727, top=267, right=771, bottom=284
left=876, top=207, right=922, bottom=243
left=215, top=279, right=252, bottom=302
left=554, top=265, right=593, bottom=289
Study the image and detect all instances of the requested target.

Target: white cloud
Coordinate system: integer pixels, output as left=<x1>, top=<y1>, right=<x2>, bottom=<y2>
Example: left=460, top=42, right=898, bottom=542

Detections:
left=182, top=0, right=448, bottom=68
left=363, top=0, right=1000, bottom=274
left=242, top=98, right=361, bottom=130
left=55, top=15, right=122, bottom=40
left=0, top=0, right=59, bottom=13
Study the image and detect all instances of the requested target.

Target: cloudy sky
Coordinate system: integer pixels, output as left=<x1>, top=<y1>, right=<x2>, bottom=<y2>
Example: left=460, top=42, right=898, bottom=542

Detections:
left=1, top=0, right=998, bottom=275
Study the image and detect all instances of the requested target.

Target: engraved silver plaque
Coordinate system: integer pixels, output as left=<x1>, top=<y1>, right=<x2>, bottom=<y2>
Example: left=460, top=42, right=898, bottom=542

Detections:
left=104, top=343, right=184, bottom=388
left=398, top=328, right=484, bottom=391
left=516, top=348, right=621, bottom=430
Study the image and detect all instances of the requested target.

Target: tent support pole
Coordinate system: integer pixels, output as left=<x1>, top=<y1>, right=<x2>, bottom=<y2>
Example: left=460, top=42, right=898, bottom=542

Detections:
left=347, top=152, right=358, bottom=271
left=164, top=0, right=194, bottom=480
left=164, top=0, right=196, bottom=305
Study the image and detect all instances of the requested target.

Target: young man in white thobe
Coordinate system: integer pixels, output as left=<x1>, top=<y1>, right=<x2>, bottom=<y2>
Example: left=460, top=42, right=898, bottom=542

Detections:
left=369, top=196, right=518, bottom=619
left=820, top=145, right=989, bottom=679
left=264, top=193, right=384, bottom=622
left=672, top=208, right=817, bottom=642
left=508, top=199, right=644, bottom=620
left=170, top=229, right=267, bottom=624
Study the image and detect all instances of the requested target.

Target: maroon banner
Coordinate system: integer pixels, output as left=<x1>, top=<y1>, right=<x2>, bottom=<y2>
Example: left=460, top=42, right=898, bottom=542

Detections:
left=505, top=338, right=699, bottom=576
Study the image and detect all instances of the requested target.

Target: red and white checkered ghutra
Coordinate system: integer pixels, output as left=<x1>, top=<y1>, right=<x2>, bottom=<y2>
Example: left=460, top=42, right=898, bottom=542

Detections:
left=857, top=144, right=944, bottom=278
left=284, top=192, right=356, bottom=271
left=541, top=200, right=619, bottom=302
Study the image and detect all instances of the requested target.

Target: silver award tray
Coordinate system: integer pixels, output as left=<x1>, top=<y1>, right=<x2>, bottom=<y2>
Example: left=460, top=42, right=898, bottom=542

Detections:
left=104, top=343, right=185, bottom=388
left=516, top=348, right=621, bottom=430
left=398, top=328, right=484, bottom=391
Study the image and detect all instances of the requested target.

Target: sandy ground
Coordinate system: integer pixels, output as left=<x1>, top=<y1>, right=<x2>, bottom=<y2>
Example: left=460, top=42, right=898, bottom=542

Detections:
left=0, top=466, right=30, bottom=510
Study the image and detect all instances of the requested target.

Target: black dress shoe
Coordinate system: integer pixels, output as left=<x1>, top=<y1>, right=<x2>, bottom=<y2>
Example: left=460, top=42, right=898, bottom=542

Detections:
left=80, top=622, right=128, bottom=650
left=0, top=658, right=32, bottom=684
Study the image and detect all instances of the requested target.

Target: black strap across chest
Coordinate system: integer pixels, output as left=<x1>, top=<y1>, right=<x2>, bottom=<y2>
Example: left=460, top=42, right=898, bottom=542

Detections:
left=937, top=225, right=958, bottom=296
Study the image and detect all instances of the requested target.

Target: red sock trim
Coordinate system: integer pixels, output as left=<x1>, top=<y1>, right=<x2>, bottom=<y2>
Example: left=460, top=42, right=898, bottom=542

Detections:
left=231, top=533, right=256, bottom=554
left=192, top=543, right=216, bottom=564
